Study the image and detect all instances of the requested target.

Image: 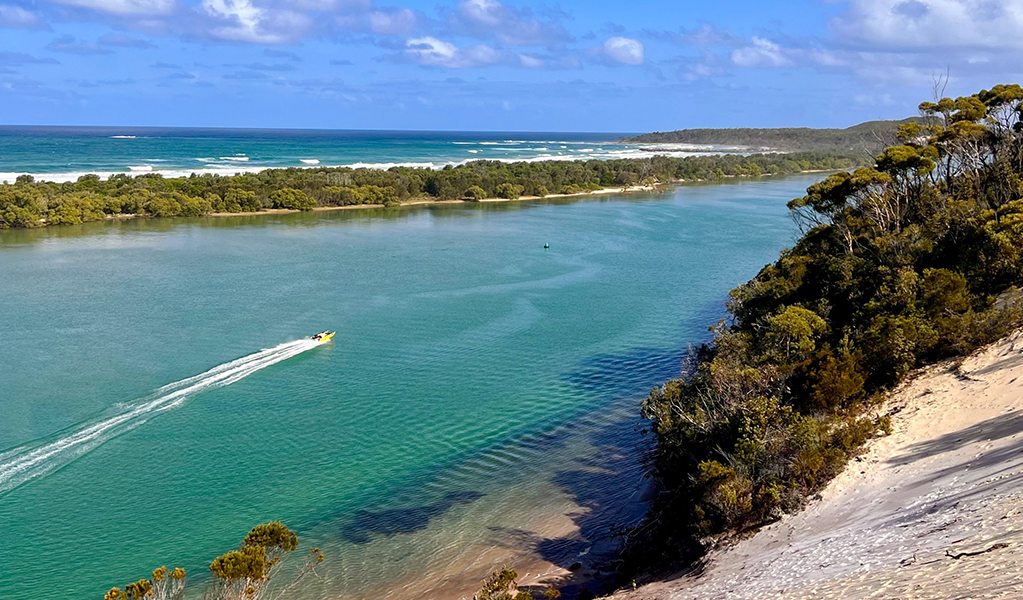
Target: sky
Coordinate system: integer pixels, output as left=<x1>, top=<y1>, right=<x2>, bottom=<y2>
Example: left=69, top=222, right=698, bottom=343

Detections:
left=0, top=0, right=1020, bottom=131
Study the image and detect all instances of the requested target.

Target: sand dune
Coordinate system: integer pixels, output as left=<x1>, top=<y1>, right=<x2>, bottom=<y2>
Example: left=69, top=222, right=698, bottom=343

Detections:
left=613, top=329, right=1023, bottom=599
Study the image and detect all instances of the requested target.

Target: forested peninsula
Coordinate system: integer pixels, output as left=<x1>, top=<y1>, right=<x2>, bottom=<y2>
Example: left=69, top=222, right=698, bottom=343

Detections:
left=624, top=84, right=1023, bottom=582
left=625, top=118, right=928, bottom=151
left=0, top=152, right=861, bottom=229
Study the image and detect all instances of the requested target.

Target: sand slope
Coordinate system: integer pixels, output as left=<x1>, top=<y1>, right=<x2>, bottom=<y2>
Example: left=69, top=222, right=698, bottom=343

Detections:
left=613, top=329, right=1023, bottom=599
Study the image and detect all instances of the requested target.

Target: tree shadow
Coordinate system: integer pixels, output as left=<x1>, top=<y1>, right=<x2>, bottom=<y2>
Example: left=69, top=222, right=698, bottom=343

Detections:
left=486, top=400, right=658, bottom=598
left=968, top=350, right=1023, bottom=375
left=340, top=490, right=485, bottom=544
left=564, top=346, right=685, bottom=404
left=887, top=411, right=1023, bottom=467
left=493, top=307, right=728, bottom=598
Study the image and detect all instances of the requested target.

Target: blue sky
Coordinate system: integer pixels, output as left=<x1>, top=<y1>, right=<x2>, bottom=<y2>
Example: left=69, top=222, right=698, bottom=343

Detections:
left=0, top=0, right=1019, bottom=131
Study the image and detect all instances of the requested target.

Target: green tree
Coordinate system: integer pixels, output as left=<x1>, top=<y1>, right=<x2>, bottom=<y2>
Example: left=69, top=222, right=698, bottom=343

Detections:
left=269, top=188, right=316, bottom=211
left=495, top=183, right=524, bottom=199
left=464, top=185, right=487, bottom=201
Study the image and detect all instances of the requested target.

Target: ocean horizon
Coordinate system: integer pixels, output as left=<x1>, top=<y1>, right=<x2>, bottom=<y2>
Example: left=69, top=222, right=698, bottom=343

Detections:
left=0, top=126, right=745, bottom=184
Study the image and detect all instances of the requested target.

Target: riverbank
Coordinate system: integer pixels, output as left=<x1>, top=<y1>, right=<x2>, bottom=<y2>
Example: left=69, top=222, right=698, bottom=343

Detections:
left=206, top=184, right=662, bottom=218
left=608, top=328, right=1023, bottom=599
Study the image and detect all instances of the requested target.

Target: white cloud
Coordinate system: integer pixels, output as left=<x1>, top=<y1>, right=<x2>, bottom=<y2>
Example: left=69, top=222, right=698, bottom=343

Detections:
left=202, top=0, right=310, bottom=44
left=368, top=8, right=416, bottom=35
left=516, top=52, right=579, bottom=69
left=0, top=5, right=47, bottom=28
left=446, top=0, right=571, bottom=47
left=834, top=0, right=1023, bottom=50
left=49, top=0, right=176, bottom=16
left=518, top=53, right=544, bottom=68
left=459, top=0, right=502, bottom=25
left=403, top=36, right=502, bottom=68
left=601, top=36, right=644, bottom=65
left=731, top=37, right=792, bottom=67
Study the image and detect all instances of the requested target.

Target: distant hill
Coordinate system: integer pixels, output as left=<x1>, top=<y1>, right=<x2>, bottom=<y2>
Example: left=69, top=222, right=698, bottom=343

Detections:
left=625, top=117, right=931, bottom=153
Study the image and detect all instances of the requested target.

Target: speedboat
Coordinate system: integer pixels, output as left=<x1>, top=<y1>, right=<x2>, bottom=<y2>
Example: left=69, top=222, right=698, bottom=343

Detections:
left=311, top=331, right=335, bottom=342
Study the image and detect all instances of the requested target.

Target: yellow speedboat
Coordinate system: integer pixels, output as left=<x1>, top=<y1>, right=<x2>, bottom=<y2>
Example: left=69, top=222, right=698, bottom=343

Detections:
left=311, top=331, right=335, bottom=342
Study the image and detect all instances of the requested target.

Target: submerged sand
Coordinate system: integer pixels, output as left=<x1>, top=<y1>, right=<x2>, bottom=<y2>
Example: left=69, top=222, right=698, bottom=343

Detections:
left=611, top=329, right=1023, bottom=600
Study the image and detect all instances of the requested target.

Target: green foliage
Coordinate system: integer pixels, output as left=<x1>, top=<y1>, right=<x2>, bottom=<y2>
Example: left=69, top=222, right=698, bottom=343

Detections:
left=473, top=568, right=531, bottom=600
left=1, top=152, right=864, bottom=229
left=102, top=522, right=320, bottom=600
left=209, top=546, right=269, bottom=581
left=495, top=182, right=525, bottom=199
left=103, top=566, right=186, bottom=600
left=464, top=185, right=487, bottom=201
left=625, top=118, right=928, bottom=151
left=762, top=306, right=828, bottom=364
left=631, top=84, right=1023, bottom=575
left=242, top=521, right=298, bottom=553
left=269, top=188, right=316, bottom=211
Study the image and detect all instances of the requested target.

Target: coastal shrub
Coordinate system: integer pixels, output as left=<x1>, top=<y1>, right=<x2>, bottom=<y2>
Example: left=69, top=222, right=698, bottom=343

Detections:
left=464, top=185, right=487, bottom=201
left=103, top=522, right=322, bottom=600
left=495, top=183, right=525, bottom=199
left=47, top=192, right=106, bottom=225
left=473, top=568, right=532, bottom=600
left=270, top=188, right=316, bottom=211
left=104, top=566, right=186, bottom=600
left=223, top=188, right=261, bottom=212
left=630, top=84, right=1023, bottom=576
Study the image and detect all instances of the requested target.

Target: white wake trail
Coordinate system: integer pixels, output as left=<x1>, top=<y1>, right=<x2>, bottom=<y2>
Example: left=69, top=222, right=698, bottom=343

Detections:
left=0, top=339, right=322, bottom=496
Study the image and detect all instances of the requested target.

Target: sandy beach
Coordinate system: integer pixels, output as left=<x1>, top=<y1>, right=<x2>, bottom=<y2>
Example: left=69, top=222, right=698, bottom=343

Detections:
left=608, top=329, right=1023, bottom=599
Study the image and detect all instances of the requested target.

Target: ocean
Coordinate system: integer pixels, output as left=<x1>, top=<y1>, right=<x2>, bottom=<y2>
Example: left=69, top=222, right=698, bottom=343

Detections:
left=0, top=126, right=742, bottom=183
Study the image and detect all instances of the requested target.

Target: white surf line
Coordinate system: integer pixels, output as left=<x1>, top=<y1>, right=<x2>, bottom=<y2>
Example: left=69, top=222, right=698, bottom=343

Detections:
left=0, top=339, right=322, bottom=496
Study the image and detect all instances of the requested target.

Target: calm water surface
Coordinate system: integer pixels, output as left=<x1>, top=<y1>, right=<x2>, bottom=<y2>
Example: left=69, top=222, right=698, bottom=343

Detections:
left=0, top=176, right=816, bottom=599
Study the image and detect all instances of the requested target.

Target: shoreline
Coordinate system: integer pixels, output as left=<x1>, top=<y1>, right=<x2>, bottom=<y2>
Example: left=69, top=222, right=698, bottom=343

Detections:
left=206, top=184, right=662, bottom=218
left=196, top=168, right=837, bottom=222
left=607, top=329, right=1023, bottom=599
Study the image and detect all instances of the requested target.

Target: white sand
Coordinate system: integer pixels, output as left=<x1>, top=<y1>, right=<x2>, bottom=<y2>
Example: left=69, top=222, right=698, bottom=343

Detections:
left=611, top=329, right=1023, bottom=599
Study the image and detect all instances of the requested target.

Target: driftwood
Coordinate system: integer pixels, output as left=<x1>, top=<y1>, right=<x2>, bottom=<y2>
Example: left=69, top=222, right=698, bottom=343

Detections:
left=945, top=543, right=1010, bottom=560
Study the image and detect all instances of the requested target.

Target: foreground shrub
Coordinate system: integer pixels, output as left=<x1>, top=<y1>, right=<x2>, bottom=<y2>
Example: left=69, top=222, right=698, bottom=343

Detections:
left=630, top=83, right=1023, bottom=576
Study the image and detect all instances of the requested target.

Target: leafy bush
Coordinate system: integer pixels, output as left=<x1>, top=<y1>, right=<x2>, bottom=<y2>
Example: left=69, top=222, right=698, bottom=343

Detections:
left=104, top=522, right=321, bottom=600
left=464, top=185, right=487, bottom=201
left=495, top=183, right=525, bottom=199
left=269, top=188, right=316, bottom=211
left=631, top=83, right=1023, bottom=575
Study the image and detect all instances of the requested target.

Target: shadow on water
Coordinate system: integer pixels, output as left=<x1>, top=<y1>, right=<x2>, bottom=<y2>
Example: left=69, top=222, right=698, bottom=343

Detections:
left=341, top=490, right=485, bottom=544
left=492, top=300, right=729, bottom=598
left=488, top=415, right=654, bottom=599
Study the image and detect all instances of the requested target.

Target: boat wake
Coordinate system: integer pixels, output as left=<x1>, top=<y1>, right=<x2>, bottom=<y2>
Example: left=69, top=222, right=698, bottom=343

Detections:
left=0, top=339, right=322, bottom=496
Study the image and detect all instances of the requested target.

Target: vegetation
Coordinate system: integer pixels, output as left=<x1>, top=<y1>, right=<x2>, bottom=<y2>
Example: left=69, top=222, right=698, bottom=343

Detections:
left=103, top=522, right=322, bottom=600
left=629, top=84, right=1023, bottom=574
left=0, top=152, right=864, bottom=229
left=472, top=568, right=560, bottom=600
left=626, top=118, right=930, bottom=152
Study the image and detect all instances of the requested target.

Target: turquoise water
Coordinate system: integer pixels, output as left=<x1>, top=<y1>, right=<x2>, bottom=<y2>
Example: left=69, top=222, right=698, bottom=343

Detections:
left=0, top=176, right=814, bottom=600
left=0, top=127, right=740, bottom=183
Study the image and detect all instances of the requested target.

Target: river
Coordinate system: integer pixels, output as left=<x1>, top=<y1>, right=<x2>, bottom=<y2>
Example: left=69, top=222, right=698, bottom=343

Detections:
left=0, top=176, right=814, bottom=599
